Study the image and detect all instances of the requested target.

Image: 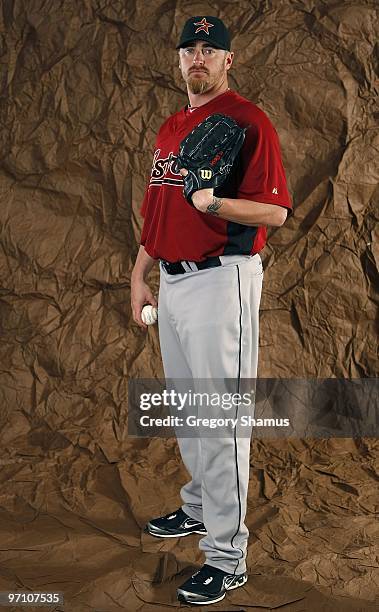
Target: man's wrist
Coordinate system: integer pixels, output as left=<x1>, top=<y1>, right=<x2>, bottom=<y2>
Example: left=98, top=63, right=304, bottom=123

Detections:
left=131, top=270, right=146, bottom=283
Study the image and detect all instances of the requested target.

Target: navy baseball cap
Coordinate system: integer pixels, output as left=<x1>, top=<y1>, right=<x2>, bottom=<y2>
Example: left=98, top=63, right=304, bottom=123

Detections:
left=176, top=16, right=231, bottom=51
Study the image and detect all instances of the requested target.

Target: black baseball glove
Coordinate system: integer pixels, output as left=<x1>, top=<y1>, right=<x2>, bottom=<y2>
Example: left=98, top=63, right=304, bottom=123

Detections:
left=175, top=113, right=247, bottom=205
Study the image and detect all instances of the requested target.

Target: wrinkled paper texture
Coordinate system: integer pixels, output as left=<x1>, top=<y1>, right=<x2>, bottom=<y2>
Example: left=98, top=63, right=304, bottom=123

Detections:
left=0, top=1, right=378, bottom=610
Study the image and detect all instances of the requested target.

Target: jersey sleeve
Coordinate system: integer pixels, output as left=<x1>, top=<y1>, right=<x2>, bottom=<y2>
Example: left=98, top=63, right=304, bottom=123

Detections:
left=237, top=117, right=292, bottom=215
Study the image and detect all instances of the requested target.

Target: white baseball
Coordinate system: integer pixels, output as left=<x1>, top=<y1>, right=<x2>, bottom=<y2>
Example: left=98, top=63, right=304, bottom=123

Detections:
left=141, top=304, right=158, bottom=325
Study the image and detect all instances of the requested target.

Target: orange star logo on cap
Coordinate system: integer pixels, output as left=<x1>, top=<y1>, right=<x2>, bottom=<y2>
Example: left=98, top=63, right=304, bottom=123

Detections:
left=193, top=17, right=214, bottom=35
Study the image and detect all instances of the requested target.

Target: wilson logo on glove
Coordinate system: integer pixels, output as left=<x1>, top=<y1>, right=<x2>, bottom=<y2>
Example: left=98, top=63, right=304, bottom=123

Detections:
left=175, top=113, right=247, bottom=206
left=200, top=169, right=213, bottom=180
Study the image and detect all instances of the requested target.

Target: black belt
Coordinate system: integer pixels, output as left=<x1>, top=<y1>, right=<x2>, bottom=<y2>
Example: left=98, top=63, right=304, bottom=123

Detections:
left=161, top=256, right=222, bottom=275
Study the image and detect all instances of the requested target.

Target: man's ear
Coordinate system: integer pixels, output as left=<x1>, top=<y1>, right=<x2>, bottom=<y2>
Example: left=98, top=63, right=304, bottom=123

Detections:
left=225, top=51, right=234, bottom=70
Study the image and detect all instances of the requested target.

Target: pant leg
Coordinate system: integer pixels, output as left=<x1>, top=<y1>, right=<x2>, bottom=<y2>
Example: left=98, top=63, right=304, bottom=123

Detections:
left=168, top=255, right=263, bottom=574
left=158, top=265, right=203, bottom=522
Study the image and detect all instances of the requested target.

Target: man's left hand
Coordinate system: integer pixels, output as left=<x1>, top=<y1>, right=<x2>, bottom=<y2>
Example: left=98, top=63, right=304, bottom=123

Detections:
left=179, top=168, right=214, bottom=213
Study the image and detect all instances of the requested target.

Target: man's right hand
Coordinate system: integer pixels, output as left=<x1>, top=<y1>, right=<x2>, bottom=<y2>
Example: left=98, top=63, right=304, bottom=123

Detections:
left=131, top=276, right=158, bottom=329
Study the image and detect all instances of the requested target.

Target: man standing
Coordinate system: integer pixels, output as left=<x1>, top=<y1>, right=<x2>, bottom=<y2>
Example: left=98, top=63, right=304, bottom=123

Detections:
left=131, top=16, right=292, bottom=606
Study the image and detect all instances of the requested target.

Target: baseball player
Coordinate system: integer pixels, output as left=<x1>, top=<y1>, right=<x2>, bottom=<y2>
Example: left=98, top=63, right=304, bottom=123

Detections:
left=131, top=16, right=292, bottom=606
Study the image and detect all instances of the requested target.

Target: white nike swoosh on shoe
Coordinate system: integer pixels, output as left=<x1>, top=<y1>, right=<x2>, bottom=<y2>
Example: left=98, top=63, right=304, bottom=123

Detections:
left=182, top=518, right=203, bottom=529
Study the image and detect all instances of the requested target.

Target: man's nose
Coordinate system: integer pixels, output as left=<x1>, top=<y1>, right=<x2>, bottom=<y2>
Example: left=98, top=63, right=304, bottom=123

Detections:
left=193, top=49, right=205, bottom=63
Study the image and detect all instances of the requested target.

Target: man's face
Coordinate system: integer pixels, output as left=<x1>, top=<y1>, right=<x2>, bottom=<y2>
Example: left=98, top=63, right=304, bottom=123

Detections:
left=178, top=41, right=233, bottom=95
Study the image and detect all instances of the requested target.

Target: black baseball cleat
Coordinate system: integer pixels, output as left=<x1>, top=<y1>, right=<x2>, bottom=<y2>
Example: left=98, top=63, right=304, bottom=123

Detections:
left=177, top=563, right=248, bottom=605
left=144, top=507, right=207, bottom=538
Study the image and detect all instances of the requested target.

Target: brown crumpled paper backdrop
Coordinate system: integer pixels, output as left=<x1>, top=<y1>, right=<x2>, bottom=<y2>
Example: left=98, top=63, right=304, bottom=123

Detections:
left=0, top=1, right=378, bottom=610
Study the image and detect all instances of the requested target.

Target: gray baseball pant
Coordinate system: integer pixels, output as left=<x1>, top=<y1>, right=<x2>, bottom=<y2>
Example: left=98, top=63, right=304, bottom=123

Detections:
left=157, top=253, right=263, bottom=575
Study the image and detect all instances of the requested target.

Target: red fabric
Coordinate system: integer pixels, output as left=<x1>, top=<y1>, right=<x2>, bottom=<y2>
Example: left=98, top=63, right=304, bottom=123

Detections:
left=140, top=90, right=292, bottom=262
left=237, top=118, right=292, bottom=207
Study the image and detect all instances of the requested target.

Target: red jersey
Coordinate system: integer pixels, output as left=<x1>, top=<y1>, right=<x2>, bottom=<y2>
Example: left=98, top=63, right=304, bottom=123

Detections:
left=140, top=89, right=292, bottom=262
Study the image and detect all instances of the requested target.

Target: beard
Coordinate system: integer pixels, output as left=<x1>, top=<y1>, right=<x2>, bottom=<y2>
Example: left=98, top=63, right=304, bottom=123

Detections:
left=185, top=62, right=226, bottom=94
left=187, top=76, right=211, bottom=94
